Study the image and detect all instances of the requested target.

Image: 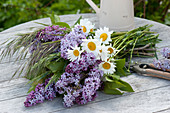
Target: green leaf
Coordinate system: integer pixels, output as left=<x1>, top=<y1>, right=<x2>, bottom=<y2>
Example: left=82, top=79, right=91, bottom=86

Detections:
left=115, top=58, right=126, bottom=69
left=104, top=81, right=126, bottom=89
left=116, top=68, right=126, bottom=76
left=27, top=85, right=36, bottom=93
left=118, top=79, right=134, bottom=92
left=46, top=59, right=67, bottom=73
left=26, top=71, right=51, bottom=86
left=48, top=12, right=60, bottom=25
left=109, top=74, right=120, bottom=80
left=105, top=76, right=114, bottom=82
left=54, top=14, right=60, bottom=22
left=74, top=16, right=82, bottom=25
left=103, top=87, right=123, bottom=95
left=54, top=22, right=70, bottom=28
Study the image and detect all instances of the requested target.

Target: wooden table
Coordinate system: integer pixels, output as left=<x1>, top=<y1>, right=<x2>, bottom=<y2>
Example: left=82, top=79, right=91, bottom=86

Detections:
left=0, top=14, right=170, bottom=113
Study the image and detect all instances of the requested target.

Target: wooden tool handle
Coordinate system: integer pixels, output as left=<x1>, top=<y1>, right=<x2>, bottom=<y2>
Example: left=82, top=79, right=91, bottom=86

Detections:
left=149, top=63, right=170, bottom=72
left=145, top=69, right=170, bottom=80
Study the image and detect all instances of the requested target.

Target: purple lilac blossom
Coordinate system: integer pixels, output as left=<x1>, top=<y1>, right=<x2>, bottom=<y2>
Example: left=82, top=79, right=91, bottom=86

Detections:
left=55, top=72, right=82, bottom=107
left=55, top=72, right=81, bottom=94
left=153, top=59, right=170, bottom=71
left=56, top=68, right=103, bottom=107
left=60, top=25, right=87, bottom=59
left=29, top=25, right=67, bottom=53
left=75, top=76, right=101, bottom=105
left=44, top=78, right=56, bottom=101
left=161, top=47, right=170, bottom=59
left=63, top=87, right=81, bottom=107
left=36, top=25, right=67, bottom=42
left=153, top=47, right=170, bottom=71
left=24, top=84, right=45, bottom=107
left=65, top=52, right=98, bottom=74
left=24, top=78, right=56, bottom=107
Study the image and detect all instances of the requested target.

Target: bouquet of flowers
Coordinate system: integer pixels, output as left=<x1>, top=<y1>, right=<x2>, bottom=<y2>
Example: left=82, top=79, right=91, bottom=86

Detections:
left=0, top=15, right=161, bottom=107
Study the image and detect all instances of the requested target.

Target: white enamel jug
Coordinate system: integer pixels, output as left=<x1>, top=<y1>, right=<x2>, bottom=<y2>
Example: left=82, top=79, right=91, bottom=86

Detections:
left=86, top=0, right=135, bottom=31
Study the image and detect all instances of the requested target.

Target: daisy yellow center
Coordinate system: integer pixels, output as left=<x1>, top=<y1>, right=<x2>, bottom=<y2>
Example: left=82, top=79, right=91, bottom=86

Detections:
left=82, top=26, right=87, bottom=33
left=108, top=48, right=114, bottom=54
left=102, top=62, right=111, bottom=70
left=73, top=50, right=80, bottom=56
left=90, top=29, right=93, bottom=32
left=88, top=42, right=96, bottom=51
left=100, top=33, right=108, bottom=41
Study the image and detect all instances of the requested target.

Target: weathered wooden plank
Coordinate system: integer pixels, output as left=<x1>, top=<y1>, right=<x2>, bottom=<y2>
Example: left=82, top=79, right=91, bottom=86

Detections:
left=0, top=82, right=169, bottom=113
left=0, top=78, right=29, bottom=102
left=0, top=78, right=28, bottom=88
left=0, top=73, right=169, bottom=111
left=0, top=60, right=26, bottom=83
left=0, top=72, right=169, bottom=95
left=154, top=108, right=170, bottom=113
left=0, top=47, right=30, bottom=64
left=52, top=86, right=170, bottom=113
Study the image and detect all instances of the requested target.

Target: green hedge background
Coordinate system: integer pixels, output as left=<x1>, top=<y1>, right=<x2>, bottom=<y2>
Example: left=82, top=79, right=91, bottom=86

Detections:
left=0, top=0, right=169, bottom=32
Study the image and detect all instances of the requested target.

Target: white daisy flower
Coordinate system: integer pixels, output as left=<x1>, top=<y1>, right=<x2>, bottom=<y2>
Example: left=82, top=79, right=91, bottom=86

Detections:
left=94, top=27, right=113, bottom=44
left=81, top=39, right=101, bottom=57
left=78, top=19, right=95, bottom=33
left=98, top=45, right=110, bottom=62
left=67, top=46, right=82, bottom=61
left=106, top=44, right=119, bottom=57
left=99, top=61, right=116, bottom=75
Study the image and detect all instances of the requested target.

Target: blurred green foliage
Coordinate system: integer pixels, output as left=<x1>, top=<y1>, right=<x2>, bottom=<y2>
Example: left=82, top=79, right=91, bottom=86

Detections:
left=134, top=0, right=170, bottom=24
left=0, top=0, right=169, bottom=31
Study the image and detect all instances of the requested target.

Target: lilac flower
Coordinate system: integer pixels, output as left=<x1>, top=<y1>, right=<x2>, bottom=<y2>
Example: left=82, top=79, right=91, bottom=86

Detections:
left=63, top=87, right=81, bottom=107
left=44, top=84, right=56, bottom=101
left=24, top=78, right=56, bottom=107
left=55, top=79, right=67, bottom=94
left=36, top=25, right=67, bottom=42
left=153, top=59, right=170, bottom=71
left=65, top=52, right=98, bottom=74
left=29, top=25, right=67, bottom=53
left=63, top=92, right=75, bottom=107
left=55, top=72, right=81, bottom=94
left=24, top=84, right=45, bottom=107
left=34, top=92, right=45, bottom=103
left=161, top=47, right=170, bottom=59
left=88, top=68, right=104, bottom=78
left=60, top=25, right=86, bottom=59
left=55, top=68, right=103, bottom=107
left=75, top=76, right=101, bottom=105
left=35, top=83, right=45, bottom=94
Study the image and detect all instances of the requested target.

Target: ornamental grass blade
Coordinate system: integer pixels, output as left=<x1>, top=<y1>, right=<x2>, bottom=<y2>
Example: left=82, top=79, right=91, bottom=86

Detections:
left=34, top=22, right=50, bottom=26
left=45, top=73, right=62, bottom=89
left=55, top=22, right=70, bottom=28
left=11, top=64, right=23, bottom=80
left=74, top=16, right=82, bottom=25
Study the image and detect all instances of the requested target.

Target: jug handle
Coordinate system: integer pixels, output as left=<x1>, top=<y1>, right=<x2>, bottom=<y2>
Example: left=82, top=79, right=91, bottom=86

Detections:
left=86, top=0, right=100, bottom=14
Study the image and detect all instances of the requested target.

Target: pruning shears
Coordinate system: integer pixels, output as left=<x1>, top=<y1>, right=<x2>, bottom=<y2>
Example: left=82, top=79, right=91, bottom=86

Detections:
left=127, top=63, right=170, bottom=80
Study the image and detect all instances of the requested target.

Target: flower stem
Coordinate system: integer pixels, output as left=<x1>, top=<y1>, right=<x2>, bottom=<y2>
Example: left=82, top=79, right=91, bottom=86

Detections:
left=128, top=33, right=145, bottom=72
